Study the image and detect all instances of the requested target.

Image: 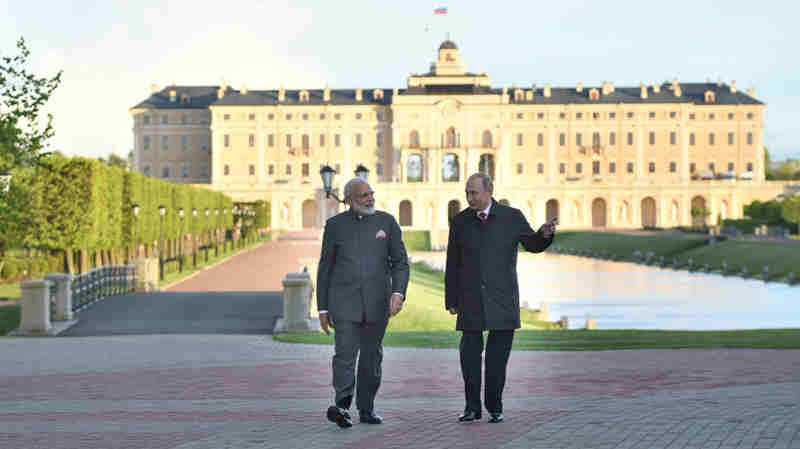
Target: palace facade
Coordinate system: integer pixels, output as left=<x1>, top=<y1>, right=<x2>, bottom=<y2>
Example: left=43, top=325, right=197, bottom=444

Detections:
left=130, top=41, right=787, bottom=247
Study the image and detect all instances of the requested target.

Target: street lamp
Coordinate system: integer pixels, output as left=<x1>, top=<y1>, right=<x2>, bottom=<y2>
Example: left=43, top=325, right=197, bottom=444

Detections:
left=204, top=208, right=210, bottom=262
left=159, top=205, right=166, bottom=281
left=178, top=208, right=184, bottom=272
left=192, top=208, right=198, bottom=267
left=214, top=208, right=219, bottom=257
left=223, top=208, right=228, bottom=252
left=132, top=204, right=140, bottom=258
left=0, top=170, right=11, bottom=193
left=354, top=164, right=369, bottom=181
left=319, top=165, right=343, bottom=203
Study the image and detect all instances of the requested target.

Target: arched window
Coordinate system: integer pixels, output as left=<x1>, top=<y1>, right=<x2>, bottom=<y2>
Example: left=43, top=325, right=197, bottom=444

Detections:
left=409, top=130, right=420, bottom=148
left=302, top=134, right=310, bottom=150
left=442, top=153, right=460, bottom=182
left=445, top=127, right=457, bottom=148
left=479, top=154, right=495, bottom=180
left=482, top=130, right=493, bottom=148
left=448, top=200, right=461, bottom=223
left=399, top=200, right=413, bottom=226
left=407, top=154, right=423, bottom=182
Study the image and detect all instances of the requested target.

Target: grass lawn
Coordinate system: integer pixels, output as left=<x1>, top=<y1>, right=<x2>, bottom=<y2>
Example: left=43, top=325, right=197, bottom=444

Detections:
left=0, top=283, right=21, bottom=301
left=679, top=239, right=799, bottom=280
left=0, top=305, right=21, bottom=336
left=550, top=231, right=708, bottom=261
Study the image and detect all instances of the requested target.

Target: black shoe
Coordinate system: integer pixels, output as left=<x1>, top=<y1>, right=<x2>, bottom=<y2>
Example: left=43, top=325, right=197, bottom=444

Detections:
left=359, top=410, right=383, bottom=424
left=488, top=412, right=504, bottom=423
left=458, top=410, right=482, bottom=422
left=327, top=406, right=353, bottom=428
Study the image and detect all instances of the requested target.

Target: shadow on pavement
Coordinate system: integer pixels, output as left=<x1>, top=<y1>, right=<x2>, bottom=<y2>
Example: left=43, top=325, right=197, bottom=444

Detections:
left=59, top=291, right=283, bottom=337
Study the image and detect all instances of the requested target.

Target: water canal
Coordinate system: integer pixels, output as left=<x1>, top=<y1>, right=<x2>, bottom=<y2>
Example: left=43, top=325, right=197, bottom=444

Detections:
left=411, top=252, right=799, bottom=330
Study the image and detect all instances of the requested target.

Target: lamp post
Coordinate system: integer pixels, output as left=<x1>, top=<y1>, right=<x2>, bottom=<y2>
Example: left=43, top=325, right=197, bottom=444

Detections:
left=204, top=208, right=210, bottom=262
left=178, top=208, right=184, bottom=272
left=159, top=205, right=166, bottom=281
left=132, top=204, right=140, bottom=258
left=354, top=164, right=369, bottom=181
left=214, top=208, right=219, bottom=257
left=192, top=208, right=198, bottom=267
left=319, top=165, right=343, bottom=203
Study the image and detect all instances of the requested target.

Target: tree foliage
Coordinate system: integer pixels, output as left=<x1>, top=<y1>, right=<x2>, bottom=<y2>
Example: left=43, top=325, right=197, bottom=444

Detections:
left=781, top=197, right=800, bottom=226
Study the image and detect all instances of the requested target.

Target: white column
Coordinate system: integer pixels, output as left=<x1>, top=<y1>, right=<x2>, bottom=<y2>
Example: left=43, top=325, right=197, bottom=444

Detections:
left=636, top=126, right=645, bottom=183
left=44, top=274, right=73, bottom=321
left=548, top=127, right=557, bottom=184
left=20, top=280, right=52, bottom=335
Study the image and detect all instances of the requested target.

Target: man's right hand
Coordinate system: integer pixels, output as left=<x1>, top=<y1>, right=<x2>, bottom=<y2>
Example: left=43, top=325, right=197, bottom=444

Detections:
left=320, top=314, right=331, bottom=335
left=448, top=308, right=457, bottom=315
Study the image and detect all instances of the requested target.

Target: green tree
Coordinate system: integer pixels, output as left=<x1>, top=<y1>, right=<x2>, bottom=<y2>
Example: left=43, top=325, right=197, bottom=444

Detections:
left=781, top=197, right=800, bottom=231
left=0, top=37, right=63, bottom=172
left=764, top=147, right=776, bottom=180
left=98, top=152, right=127, bottom=169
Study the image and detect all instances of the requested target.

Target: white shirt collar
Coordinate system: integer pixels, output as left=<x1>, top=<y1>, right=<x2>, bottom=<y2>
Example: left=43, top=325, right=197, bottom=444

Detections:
left=478, top=201, right=492, bottom=218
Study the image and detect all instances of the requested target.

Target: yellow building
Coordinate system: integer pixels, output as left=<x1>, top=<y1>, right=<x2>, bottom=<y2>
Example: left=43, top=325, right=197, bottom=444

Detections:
left=130, top=40, right=790, bottom=247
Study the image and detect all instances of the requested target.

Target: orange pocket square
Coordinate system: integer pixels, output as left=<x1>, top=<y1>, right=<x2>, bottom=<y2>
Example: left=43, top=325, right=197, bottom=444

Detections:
left=376, top=230, right=387, bottom=239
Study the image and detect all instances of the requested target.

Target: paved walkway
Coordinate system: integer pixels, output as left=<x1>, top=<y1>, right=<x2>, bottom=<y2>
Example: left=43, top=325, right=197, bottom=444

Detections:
left=3, top=230, right=800, bottom=448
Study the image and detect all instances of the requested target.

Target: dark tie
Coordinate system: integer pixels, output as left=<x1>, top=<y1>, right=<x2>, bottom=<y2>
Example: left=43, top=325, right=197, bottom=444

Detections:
left=479, top=212, right=487, bottom=224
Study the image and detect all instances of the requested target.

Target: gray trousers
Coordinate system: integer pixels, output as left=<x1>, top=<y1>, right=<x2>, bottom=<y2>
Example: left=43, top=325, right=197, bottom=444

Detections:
left=333, top=318, right=389, bottom=412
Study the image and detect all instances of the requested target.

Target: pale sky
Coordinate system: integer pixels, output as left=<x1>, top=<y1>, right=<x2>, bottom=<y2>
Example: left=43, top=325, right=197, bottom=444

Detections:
left=2, top=0, right=798, bottom=161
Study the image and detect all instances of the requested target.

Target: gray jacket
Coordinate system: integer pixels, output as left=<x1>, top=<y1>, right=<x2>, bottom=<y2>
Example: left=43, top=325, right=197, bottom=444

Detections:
left=317, top=209, right=409, bottom=323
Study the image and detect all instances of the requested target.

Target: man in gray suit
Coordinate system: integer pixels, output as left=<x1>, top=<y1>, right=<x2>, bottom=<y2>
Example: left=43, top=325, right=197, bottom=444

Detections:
left=317, top=177, right=410, bottom=428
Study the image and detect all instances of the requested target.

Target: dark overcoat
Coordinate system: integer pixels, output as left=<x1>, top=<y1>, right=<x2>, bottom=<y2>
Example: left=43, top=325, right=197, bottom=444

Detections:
left=317, top=209, right=409, bottom=324
left=445, top=199, right=553, bottom=331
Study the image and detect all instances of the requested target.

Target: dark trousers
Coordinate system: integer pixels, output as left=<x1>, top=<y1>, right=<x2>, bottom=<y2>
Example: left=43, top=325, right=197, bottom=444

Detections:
left=332, top=319, right=388, bottom=412
left=460, top=330, right=515, bottom=413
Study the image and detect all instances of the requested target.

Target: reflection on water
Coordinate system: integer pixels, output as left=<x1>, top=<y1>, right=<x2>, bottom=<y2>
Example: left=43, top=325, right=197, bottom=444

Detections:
left=411, top=252, right=800, bottom=330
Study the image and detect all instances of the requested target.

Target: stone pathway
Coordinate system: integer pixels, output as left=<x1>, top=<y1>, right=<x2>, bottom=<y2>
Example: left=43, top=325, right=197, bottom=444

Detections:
left=3, top=230, right=800, bottom=448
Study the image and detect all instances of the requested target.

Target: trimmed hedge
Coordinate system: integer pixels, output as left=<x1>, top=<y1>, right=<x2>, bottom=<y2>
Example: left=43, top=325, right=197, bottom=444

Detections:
left=402, top=231, right=431, bottom=252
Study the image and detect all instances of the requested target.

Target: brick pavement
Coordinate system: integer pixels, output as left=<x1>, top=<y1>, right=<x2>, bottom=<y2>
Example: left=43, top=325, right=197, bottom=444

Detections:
left=3, top=231, right=800, bottom=448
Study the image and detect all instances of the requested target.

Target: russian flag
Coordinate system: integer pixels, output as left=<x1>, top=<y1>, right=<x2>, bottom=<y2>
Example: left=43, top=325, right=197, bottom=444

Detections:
left=434, top=7, right=447, bottom=15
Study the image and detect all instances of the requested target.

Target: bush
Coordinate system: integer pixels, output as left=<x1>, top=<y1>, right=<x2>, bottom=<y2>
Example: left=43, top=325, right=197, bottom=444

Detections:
left=1, top=260, right=19, bottom=279
left=722, top=219, right=770, bottom=234
left=402, top=231, right=431, bottom=252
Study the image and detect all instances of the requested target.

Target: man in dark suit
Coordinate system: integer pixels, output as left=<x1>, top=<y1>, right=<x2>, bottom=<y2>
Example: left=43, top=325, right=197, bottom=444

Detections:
left=445, top=173, right=556, bottom=423
left=317, top=177, right=410, bottom=428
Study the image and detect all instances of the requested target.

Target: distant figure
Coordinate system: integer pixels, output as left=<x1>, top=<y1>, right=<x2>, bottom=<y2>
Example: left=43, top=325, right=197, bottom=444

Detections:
left=445, top=173, right=557, bottom=423
left=317, top=178, right=410, bottom=428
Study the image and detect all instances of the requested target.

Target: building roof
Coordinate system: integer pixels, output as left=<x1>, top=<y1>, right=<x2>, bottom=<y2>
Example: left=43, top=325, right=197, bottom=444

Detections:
left=132, top=82, right=763, bottom=109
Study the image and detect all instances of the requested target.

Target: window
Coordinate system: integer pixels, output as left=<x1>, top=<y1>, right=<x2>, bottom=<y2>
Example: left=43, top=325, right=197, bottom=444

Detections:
left=670, top=111, right=677, bottom=119
left=355, top=134, right=362, bottom=147
left=517, top=163, right=523, bottom=174
left=627, top=162, right=634, bottom=173
left=728, top=132, right=735, bottom=145
left=181, top=114, right=188, bottom=124
left=268, top=164, right=274, bottom=175
left=747, top=132, right=753, bottom=145
left=482, top=130, right=493, bottom=148
left=627, top=112, right=634, bottom=119
left=609, top=162, right=616, bottom=173
left=649, top=131, right=655, bottom=145
left=747, top=162, right=753, bottom=172
left=161, top=135, right=168, bottom=150
left=377, top=112, right=384, bottom=121
left=728, top=113, right=735, bottom=120
left=249, top=113, right=256, bottom=121
left=559, top=163, right=566, bottom=174
left=517, top=133, right=523, bottom=146
left=670, top=161, right=677, bottom=173
left=302, top=163, right=309, bottom=177
left=200, top=165, right=209, bottom=177
left=649, top=162, right=656, bottom=173
left=377, top=133, right=383, bottom=148
left=609, top=112, right=616, bottom=119
left=335, top=134, right=341, bottom=147
left=320, top=134, right=326, bottom=147
left=670, top=132, right=676, bottom=145
left=709, top=113, right=715, bottom=120
left=223, top=114, right=230, bottom=121
left=559, top=112, right=566, bottom=119
left=268, top=113, right=274, bottom=120
left=576, top=133, right=582, bottom=146
left=334, top=113, right=342, bottom=120
left=709, top=162, right=715, bottom=172
left=627, top=132, right=634, bottom=146
left=559, top=133, right=566, bottom=146
left=249, top=164, right=255, bottom=176
left=709, top=133, right=715, bottom=146
left=302, top=113, right=309, bottom=120
left=224, top=165, right=230, bottom=176
left=690, top=163, right=696, bottom=173
left=592, top=160, right=600, bottom=175
left=576, top=162, right=582, bottom=174
left=143, top=136, right=151, bottom=150
left=537, top=112, right=544, bottom=119
left=286, top=135, right=292, bottom=147
left=143, top=115, right=151, bottom=125
left=689, top=133, right=696, bottom=146
left=162, top=166, right=169, bottom=178
left=161, top=115, right=168, bottom=124
left=516, top=113, right=524, bottom=120
left=249, top=134, right=255, bottom=147
left=649, top=111, right=656, bottom=119
left=268, top=134, right=275, bottom=147
left=576, top=112, right=583, bottom=120
left=537, top=133, right=544, bottom=146
left=376, top=163, right=383, bottom=176
left=286, top=114, right=292, bottom=120
left=747, top=112, right=754, bottom=120
left=286, top=164, right=292, bottom=176
left=320, top=113, right=326, bottom=120
left=728, top=162, right=735, bottom=171
left=592, top=132, right=600, bottom=147
left=181, top=135, right=188, bottom=151
left=143, top=165, right=151, bottom=176
left=355, top=113, right=362, bottom=120
left=610, top=132, right=616, bottom=146
left=592, top=112, right=600, bottom=120
left=302, top=134, right=310, bottom=150
left=224, top=135, right=230, bottom=148
left=537, top=163, right=544, bottom=174
left=689, top=113, right=696, bottom=120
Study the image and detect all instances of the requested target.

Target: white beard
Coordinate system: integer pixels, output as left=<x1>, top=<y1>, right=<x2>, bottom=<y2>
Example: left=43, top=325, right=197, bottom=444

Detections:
left=351, top=203, right=376, bottom=216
